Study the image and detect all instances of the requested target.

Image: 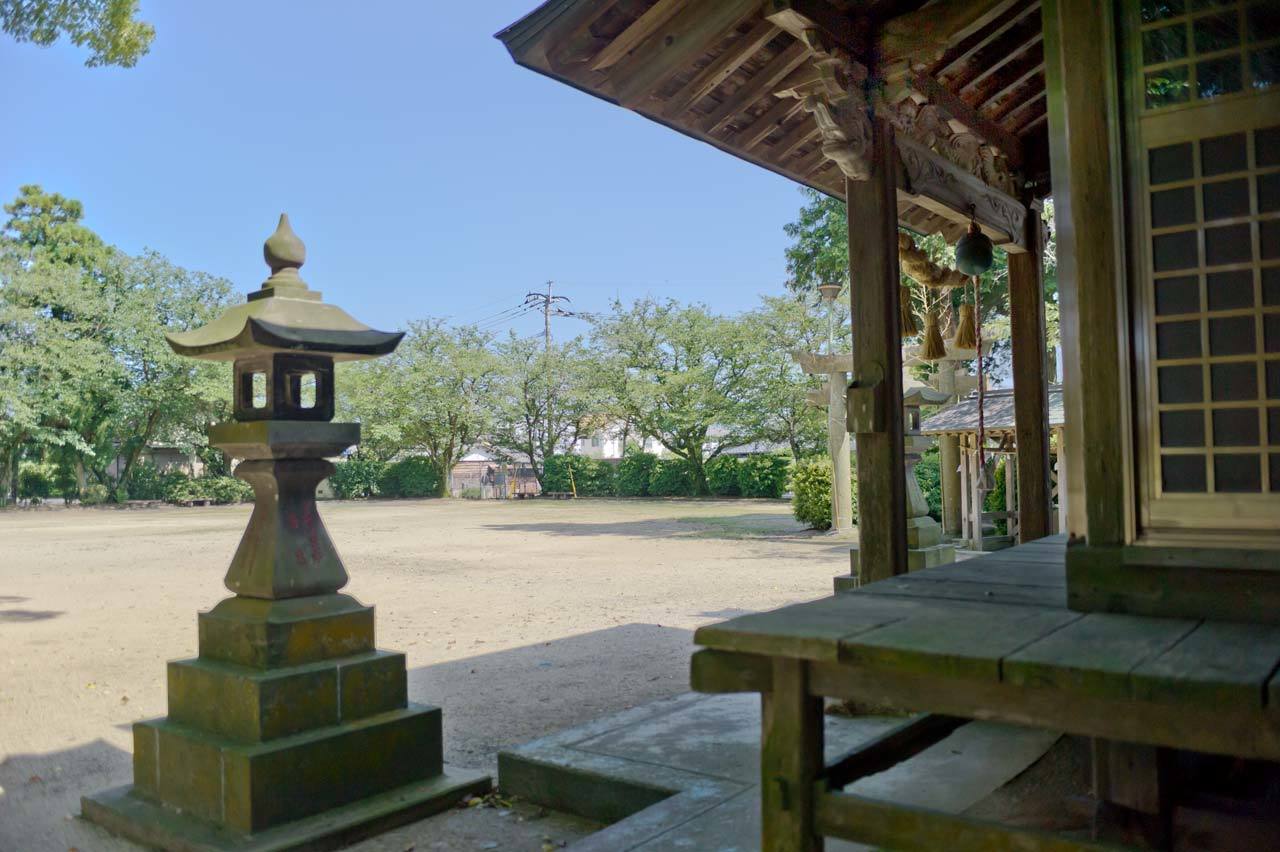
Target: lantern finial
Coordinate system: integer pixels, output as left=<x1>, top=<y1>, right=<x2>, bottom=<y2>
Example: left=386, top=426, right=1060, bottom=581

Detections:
left=259, top=213, right=310, bottom=296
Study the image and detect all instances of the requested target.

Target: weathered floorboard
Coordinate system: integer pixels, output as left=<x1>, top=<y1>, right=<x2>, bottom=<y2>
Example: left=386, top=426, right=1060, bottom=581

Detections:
left=1003, top=613, right=1200, bottom=699
left=840, top=607, right=1080, bottom=680
left=1130, top=620, right=1280, bottom=708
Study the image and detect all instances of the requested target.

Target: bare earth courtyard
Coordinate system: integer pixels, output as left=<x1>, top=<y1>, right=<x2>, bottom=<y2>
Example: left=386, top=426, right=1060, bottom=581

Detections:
left=0, top=498, right=851, bottom=851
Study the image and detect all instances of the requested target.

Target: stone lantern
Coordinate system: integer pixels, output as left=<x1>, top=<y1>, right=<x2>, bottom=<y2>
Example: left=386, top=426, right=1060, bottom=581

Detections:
left=83, top=216, right=488, bottom=850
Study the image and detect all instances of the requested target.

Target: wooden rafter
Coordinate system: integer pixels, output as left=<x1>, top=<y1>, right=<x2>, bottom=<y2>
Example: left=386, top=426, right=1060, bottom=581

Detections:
left=523, top=0, right=614, bottom=68
left=1018, top=109, right=1047, bottom=135
left=591, top=0, right=685, bottom=71
left=729, top=95, right=805, bottom=148
left=661, top=19, right=781, bottom=118
left=929, top=0, right=1038, bottom=79
left=954, top=18, right=1042, bottom=94
left=607, top=0, right=758, bottom=108
left=879, top=0, right=1010, bottom=67
left=991, top=78, right=1045, bottom=122
left=970, top=43, right=1045, bottom=113
left=697, top=39, right=810, bottom=135
left=766, top=117, right=820, bottom=160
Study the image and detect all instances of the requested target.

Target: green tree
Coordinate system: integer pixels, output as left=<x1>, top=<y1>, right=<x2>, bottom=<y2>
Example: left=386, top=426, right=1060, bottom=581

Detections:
left=489, top=333, right=602, bottom=487
left=3, top=0, right=154, bottom=67
left=0, top=186, right=232, bottom=502
left=590, top=298, right=764, bottom=495
left=742, top=294, right=835, bottom=460
left=339, top=319, right=496, bottom=497
left=783, top=187, right=1060, bottom=382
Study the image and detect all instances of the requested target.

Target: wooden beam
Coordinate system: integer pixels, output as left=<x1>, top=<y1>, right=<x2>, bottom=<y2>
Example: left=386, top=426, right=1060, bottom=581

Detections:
left=590, top=0, right=685, bottom=71
left=763, top=114, right=818, bottom=158
left=993, top=85, right=1045, bottom=123
left=512, top=0, right=615, bottom=66
left=972, top=44, right=1046, bottom=113
left=697, top=39, right=811, bottom=135
left=661, top=18, right=781, bottom=119
left=728, top=95, right=805, bottom=149
left=907, top=71, right=1023, bottom=165
left=847, top=119, right=908, bottom=584
left=896, top=135, right=1027, bottom=250
left=608, top=0, right=758, bottom=108
left=763, top=0, right=868, bottom=56
left=1018, top=109, right=1048, bottom=134
left=957, top=26, right=1043, bottom=96
left=1009, top=208, right=1052, bottom=542
left=879, top=0, right=1009, bottom=67
left=762, top=658, right=823, bottom=851
left=689, top=648, right=773, bottom=693
left=1043, top=0, right=1130, bottom=544
left=930, top=0, right=1039, bottom=79
left=815, top=790, right=1123, bottom=851
left=824, top=715, right=966, bottom=788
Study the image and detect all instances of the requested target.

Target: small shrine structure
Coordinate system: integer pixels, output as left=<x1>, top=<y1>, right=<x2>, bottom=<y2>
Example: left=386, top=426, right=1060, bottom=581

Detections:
left=922, top=385, right=1068, bottom=550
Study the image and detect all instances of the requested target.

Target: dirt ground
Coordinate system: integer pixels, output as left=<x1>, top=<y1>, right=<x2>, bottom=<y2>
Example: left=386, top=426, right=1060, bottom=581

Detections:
left=0, top=497, right=854, bottom=851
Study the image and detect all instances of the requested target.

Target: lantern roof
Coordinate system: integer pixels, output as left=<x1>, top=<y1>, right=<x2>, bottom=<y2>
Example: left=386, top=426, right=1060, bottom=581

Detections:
left=165, top=214, right=404, bottom=362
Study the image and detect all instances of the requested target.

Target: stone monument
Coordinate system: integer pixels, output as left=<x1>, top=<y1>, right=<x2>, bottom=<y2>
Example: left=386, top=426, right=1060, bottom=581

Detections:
left=82, top=215, right=488, bottom=851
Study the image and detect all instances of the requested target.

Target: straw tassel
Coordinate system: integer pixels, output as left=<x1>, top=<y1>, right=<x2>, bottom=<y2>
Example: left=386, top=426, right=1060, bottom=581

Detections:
left=920, top=310, right=947, bottom=360
left=953, top=302, right=977, bottom=350
left=899, top=285, right=919, bottom=338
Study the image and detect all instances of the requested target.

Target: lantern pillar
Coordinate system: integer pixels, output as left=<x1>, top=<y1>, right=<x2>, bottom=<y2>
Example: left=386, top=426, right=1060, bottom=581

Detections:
left=82, top=216, right=488, bottom=851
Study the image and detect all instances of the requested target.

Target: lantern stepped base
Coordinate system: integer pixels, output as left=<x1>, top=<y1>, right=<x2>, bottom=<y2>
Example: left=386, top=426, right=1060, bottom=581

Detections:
left=81, top=767, right=489, bottom=852
left=83, top=591, right=490, bottom=848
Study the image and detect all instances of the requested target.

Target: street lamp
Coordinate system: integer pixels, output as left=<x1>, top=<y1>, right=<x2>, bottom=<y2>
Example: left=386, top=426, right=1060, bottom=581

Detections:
left=83, top=215, right=488, bottom=850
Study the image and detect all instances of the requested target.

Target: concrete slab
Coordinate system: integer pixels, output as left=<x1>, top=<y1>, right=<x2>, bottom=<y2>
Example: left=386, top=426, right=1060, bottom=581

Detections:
left=500, top=692, right=1061, bottom=851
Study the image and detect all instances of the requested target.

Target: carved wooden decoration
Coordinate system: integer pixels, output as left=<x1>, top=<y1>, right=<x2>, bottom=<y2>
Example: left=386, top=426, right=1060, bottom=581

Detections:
left=776, top=30, right=873, bottom=181
left=898, top=135, right=1026, bottom=249
left=890, top=99, right=1018, bottom=195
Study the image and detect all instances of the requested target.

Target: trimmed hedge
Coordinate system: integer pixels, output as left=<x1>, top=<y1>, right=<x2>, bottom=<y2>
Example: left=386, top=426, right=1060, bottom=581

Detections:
left=167, top=475, right=253, bottom=504
left=330, top=458, right=386, bottom=499
left=616, top=450, right=657, bottom=497
left=790, top=455, right=860, bottom=530
left=706, top=455, right=741, bottom=496
left=127, top=462, right=188, bottom=501
left=18, top=462, right=53, bottom=500
left=541, top=454, right=619, bottom=496
left=648, top=457, right=696, bottom=496
left=791, top=457, right=833, bottom=530
left=379, top=457, right=440, bottom=498
left=737, top=454, right=790, bottom=498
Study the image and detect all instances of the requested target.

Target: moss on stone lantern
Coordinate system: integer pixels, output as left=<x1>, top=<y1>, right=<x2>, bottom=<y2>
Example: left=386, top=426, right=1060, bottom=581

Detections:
left=82, top=215, right=488, bottom=851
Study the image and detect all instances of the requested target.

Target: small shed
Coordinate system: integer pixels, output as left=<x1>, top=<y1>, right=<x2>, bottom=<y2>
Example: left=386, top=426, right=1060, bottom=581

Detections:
left=921, top=386, right=1066, bottom=548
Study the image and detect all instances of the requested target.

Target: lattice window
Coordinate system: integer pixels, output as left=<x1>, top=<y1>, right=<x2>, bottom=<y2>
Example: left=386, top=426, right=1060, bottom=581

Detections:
left=1140, top=0, right=1280, bottom=110
left=1147, top=124, right=1280, bottom=495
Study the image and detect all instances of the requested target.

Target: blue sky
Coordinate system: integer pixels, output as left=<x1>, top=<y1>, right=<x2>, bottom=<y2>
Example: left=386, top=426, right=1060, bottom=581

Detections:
left=1, top=1, right=809, bottom=339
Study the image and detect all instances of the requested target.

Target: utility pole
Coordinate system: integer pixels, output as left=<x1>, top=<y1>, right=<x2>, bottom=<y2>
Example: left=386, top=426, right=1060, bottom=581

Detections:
left=524, top=281, right=572, bottom=354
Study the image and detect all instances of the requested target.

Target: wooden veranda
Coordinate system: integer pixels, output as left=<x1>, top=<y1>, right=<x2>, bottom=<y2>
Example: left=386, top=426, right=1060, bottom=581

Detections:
left=499, top=0, right=1280, bottom=849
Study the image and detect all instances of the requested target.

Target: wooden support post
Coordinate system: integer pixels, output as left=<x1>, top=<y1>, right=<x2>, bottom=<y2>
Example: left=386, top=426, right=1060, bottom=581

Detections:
left=761, top=658, right=823, bottom=852
left=847, top=119, right=907, bottom=583
left=1004, top=455, right=1018, bottom=540
left=959, top=441, right=971, bottom=544
left=1008, top=211, right=1052, bottom=542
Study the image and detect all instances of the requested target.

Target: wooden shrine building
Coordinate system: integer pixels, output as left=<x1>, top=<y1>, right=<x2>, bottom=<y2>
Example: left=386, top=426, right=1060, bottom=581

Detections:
left=921, top=385, right=1068, bottom=549
left=499, top=1, right=1280, bottom=849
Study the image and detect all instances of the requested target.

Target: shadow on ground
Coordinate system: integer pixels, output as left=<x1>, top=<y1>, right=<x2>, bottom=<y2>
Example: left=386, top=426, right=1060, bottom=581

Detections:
left=2, top=623, right=707, bottom=851
left=483, top=511, right=823, bottom=541
left=0, top=609, right=63, bottom=623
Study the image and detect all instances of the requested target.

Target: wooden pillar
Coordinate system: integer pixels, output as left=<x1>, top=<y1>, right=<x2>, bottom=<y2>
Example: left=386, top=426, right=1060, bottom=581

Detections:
left=846, top=118, right=907, bottom=583
left=1004, top=454, right=1018, bottom=540
left=959, top=440, right=971, bottom=544
left=936, top=369, right=962, bottom=538
left=970, top=447, right=985, bottom=553
left=1008, top=211, right=1053, bottom=542
left=761, top=658, right=823, bottom=852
